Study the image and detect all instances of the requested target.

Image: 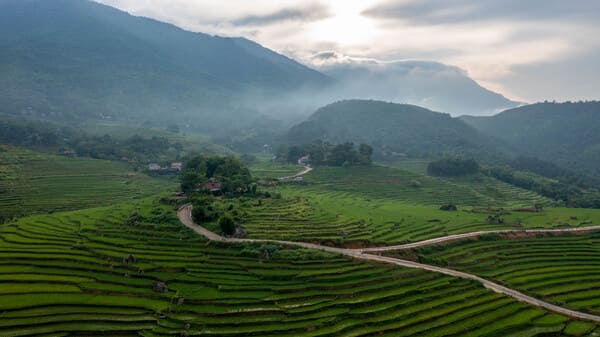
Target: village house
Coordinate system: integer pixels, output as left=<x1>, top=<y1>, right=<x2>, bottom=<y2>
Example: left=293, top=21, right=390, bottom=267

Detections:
left=148, top=163, right=161, bottom=171
left=201, top=178, right=222, bottom=195
left=170, top=162, right=183, bottom=172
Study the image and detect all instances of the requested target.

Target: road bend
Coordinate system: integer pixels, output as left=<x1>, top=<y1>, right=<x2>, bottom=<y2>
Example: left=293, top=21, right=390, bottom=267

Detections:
left=178, top=204, right=600, bottom=322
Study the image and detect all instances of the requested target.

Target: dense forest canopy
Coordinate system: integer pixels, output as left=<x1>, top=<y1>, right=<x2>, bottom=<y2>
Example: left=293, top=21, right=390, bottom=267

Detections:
left=0, top=119, right=183, bottom=163
left=463, top=102, right=600, bottom=178
left=286, top=100, right=511, bottom=162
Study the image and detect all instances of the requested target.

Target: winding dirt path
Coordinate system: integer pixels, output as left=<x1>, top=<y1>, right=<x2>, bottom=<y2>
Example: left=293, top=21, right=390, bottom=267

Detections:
left=278, top=165, right=313, bottom=181
left=178, top=204, right=600, bottom=322
left=359, top=225, right=600, bottom=253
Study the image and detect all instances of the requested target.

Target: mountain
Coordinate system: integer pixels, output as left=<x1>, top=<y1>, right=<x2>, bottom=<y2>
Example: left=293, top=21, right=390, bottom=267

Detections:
left=287, top=100, right=511, bottom=161
left=463, top=102, right=600, bottom=177
left=0, top=0, right=329, bottom=132
left=310, top=52, right=520, bottom=116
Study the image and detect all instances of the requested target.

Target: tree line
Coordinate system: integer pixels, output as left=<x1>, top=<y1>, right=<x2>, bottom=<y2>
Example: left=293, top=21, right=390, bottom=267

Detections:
left=277, top=140, right=373, bottom=167
left=485, top=166, right=600, bottom=209
left=0, top=119, right=183, bottom=163
left=427, top=158, right=480, bottom=177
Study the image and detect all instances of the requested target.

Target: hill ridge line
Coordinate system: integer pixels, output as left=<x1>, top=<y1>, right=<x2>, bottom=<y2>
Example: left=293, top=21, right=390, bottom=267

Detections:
left=178, top=204, right=600, bottom=322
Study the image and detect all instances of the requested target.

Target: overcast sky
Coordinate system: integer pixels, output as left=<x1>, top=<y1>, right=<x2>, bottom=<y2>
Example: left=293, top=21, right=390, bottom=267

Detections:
left=95, top=0, right=600, bottom=102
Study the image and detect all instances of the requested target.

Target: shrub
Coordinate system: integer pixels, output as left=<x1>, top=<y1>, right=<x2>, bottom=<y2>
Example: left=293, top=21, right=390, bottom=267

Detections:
left=192, top=206, right=214, bottom=223
left=439, top=204, right=457, bottom=211
left=219, top=213, right=236, bottom=236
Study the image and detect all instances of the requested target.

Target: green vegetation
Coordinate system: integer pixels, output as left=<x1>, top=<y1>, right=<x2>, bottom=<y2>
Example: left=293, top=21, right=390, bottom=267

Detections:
left=390, top=232, right=600, bottom=316
left=218, top=212, right=236, bottom=236
left=180, top=155, right=254, bottom=195
left=286, top=100, right=510, bottom=162
left=207, top=164, right=600, bottom=246
left=248, top=156, right=301, bottom=179
left=278, top=140, right=373, bottom=166
left=0, top=119, right=184, bottom=164
left=427, top=158, right=480, bottom=177
left=0, top=0, right=328, bottom=135
left=485, top=165, right=600, bottom=208
left=298, top=165, right=552, bottom=207
left=463, top=101, right=600, bottom=178
left=0, top=146, right=174, bottom=220
left=0, top=198, right=593, bottom=336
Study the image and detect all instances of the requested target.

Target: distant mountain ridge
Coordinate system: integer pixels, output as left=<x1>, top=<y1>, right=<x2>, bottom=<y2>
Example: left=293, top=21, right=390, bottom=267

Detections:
left=310, top=52, right=520, bottom=116
left=0, top=0, right=329, bottom=131
left=287, top=100, right=511, bottom=161
left=463, top=102, right=600, bottom=177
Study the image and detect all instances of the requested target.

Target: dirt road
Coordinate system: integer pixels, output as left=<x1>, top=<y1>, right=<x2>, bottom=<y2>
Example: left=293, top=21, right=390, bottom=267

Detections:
left=178, top=204, right=600, bottom=322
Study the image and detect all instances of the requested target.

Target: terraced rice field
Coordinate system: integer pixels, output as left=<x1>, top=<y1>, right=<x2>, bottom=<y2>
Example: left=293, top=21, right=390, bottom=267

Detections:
left=385, top=232, right=600, bottom=318
left=0, top=146, right=174, bottom=219
left=237, top=186, right=600, bottom=246
left=0, top=198, right=593, bottom=336
left=249, top=158, right=300, bottom=179
left=300, top=166, right=553, bottom=207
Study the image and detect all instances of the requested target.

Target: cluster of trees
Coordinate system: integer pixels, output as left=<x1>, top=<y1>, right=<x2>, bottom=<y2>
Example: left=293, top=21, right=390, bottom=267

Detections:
left=0, top=119, right=183, bottom=163
left=69, top=134, right=182, bottom=163
left=278, top=141, right=373, bottom=167
left=485, top=166, right=600, bottom=208
left=180, top=156, right=254, bottom=195
left=0, top=119, right=65, bottom=148
left=427, top=158, right=480, bottom=177
left=508, top=156, right=599, bottom=189
left=191, top=196, right=240, bottom=236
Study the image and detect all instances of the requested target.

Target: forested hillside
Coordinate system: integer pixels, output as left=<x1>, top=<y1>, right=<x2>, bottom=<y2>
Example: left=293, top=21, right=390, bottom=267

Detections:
left=0, top=0, right=329, bottom=132
left=287, top=100, right=511, bottom=161
left=463, top=102, right=600, bottom=177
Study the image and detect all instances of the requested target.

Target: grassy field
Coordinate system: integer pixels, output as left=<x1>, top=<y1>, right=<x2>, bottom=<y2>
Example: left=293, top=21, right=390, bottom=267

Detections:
left=0, top=198, right=594, bottom=336
left=0, top=146, right=174, bottom=219
left=383, top=231, right=600, bottom=319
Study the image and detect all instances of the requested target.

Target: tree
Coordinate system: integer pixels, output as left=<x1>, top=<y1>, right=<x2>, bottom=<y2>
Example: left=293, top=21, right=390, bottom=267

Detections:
left=180, top=156, right=253, bottom=195
left=219, top=213, right=236, bottom=236
left=358, top=143, right=373, bottom=165
left=192, top=205, right=214, bottom=223
left=329, top=142, right=357, bottom=166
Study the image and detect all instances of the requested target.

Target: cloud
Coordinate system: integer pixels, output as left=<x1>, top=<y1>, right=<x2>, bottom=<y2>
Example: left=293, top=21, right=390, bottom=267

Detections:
left=93, top=0, right=600, bottom=102
left=232, top=4, right=331, bottom=26
left=363, top=0, right=600, bottom=25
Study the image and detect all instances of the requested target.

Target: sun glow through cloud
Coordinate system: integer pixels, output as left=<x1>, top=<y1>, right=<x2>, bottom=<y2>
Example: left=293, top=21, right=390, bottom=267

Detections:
left=308, top=1, right=375, bottom=45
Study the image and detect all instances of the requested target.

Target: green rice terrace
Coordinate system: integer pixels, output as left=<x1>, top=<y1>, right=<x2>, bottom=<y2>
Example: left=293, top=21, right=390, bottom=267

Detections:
left=234, top=165, right=600, bottom=246
left=297, top=166, right=553, bottom=207
left=0, top=146, right=175, bottom=220
left=383, top=231, right=600, bottom=319
left=0, top=198, right=597, bottom=336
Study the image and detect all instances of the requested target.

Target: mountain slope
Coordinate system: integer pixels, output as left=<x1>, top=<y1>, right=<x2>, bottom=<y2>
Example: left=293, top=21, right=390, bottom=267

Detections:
left=0, top=0, right=329, bottom=130
left=311, top=53, right=519, bottom=116
left=287, top=100, right=511, bottom=161
left=463, top=102, right=600, bottom=177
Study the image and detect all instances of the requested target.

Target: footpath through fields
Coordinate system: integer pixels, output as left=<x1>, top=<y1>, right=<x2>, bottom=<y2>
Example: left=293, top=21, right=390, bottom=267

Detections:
left=178, top=204, right=600, bottom=323
left=278, top=165, right=313, bottom=181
